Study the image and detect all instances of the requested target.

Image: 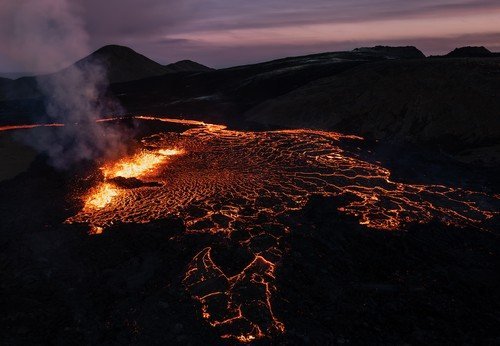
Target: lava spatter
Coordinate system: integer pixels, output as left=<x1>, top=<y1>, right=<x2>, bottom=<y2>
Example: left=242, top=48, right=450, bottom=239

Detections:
left=65, top=116, right=499, bottom=342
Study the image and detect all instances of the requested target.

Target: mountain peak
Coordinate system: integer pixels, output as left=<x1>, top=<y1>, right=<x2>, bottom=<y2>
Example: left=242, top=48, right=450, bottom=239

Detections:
left=92, top=44, right=136, bottom=55
left=74, top=45, right=170, bottom=83
left=445, top=46, right=492, bottom=58
left=165, top=60, right=213, bottom=72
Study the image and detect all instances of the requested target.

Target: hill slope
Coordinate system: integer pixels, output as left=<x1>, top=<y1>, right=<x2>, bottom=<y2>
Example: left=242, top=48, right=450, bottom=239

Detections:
left=245, top=58, right=500, bottom=165
left=445, top=46, right=493, bottom=58
left=165, top=60, right=212, bottom=72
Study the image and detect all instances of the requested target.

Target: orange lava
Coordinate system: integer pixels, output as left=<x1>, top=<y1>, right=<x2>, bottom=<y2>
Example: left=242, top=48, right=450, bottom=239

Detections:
left=88, top=225, right=104, bottom=235
left=0, top=123, right=64, bottom=131
left=82, top=148, right=184, bottom=217
left=83, top=183, right=120, bottom=211
left=184, top=247, right=284, bottom=343
left=59, top=116, right=498, bottom=343
left=101, top=149, right=183, bottom=179
left=0, top=116, right=133, bottom=133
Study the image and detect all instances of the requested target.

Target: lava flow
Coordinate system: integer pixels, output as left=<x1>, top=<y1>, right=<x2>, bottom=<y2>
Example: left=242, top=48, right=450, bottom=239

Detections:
left=62, top=116, right=499, bottom=343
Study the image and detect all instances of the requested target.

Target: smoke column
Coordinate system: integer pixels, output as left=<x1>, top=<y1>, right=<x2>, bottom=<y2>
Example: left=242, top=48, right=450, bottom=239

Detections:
left=0, top=0, right=126, bottom=168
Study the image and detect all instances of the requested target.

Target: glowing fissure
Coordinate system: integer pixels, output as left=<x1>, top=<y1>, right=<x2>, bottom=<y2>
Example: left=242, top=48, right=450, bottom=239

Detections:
left=0, top=123, right=65, bottom=131
left=82, top=149, right=184, bottom=212
left=183, top=248, right=285, bottom=343
left=31, top=115, right=498, bottom=343
left=84, top=183, right=119, bottom=211
left=0, top=116, right=135, bottom=133
left=101, top=149, right=183, bottom=179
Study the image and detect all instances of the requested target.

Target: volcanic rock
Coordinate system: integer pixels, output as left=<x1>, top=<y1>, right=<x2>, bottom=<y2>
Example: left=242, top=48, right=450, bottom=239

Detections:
left=108, top=176, right=162, bottom=189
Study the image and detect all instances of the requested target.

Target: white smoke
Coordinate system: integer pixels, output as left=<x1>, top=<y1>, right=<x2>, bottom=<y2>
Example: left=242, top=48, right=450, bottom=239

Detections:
left=0, top=0, right=127, bottom=168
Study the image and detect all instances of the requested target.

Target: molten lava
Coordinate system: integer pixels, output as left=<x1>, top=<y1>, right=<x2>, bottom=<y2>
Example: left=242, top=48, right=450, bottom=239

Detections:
left=59, top=116, right=498, bottom=343
left=101, top=149, right=183, bottom=179
left=0, top=123, right=65, bottom=131
left=81, top=148, right=184, bottom=217
left=84, top=183, right=120, bottom=211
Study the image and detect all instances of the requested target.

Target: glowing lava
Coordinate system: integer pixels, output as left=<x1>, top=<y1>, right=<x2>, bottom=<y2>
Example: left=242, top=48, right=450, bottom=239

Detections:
left=84, top=183, right=119, bottom=211
left=59, top=116, right=499, bottom=343
left=0, top=123, right=65, bottom=131
left=184, top=248, right=285, bottom=343
left=101, top=149, right=183, bottom=179
left=82, top=148, right=184, bottom=215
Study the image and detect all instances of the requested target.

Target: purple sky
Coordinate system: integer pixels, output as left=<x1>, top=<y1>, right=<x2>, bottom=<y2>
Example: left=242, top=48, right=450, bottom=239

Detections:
left=1, top=0, right=500, bottom=72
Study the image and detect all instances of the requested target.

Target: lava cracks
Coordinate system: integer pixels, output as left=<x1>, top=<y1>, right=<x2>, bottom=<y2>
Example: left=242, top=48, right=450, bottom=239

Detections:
left=183, top=248, right=284, bottom=343
left=68, top=117, right=500, bottom=343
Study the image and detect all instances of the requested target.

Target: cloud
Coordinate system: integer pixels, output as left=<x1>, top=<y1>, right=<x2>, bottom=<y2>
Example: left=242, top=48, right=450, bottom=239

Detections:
left=75, top=0, right=198, bottom=46
left=169, top=0, right=500, bottom=33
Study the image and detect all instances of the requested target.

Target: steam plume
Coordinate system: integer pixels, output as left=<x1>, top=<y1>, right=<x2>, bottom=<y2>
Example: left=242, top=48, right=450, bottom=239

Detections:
left=0, top=0, right=127, bottom=168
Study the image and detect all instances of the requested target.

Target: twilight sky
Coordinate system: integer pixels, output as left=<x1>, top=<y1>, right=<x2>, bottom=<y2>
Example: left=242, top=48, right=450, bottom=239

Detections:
left=1, top=0, right=500, bottom=72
